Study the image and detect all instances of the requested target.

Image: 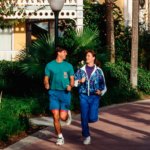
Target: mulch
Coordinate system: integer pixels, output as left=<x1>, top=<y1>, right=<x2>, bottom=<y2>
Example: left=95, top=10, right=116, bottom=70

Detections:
left=0, top=125, right=45, bottom=149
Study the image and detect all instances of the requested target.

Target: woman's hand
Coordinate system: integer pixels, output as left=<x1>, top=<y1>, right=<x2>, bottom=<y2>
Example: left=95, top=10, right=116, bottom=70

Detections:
left=79, top=77, right=86, bottom=83
left=95, top=90, right=102, bottom=95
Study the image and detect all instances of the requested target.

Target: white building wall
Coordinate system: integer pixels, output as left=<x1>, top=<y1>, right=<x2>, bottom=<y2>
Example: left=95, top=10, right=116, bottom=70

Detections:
left=76, top=0, right=84, bottom=31
left=0, top=28, right=13, bottom=60
left=124, top=0, right=132, bottom=26
left=124, top=0, right=149, bottom=28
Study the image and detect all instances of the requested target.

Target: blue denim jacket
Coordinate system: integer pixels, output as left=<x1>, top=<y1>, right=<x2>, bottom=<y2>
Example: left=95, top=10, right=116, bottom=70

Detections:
left=74, top=65, right=107, bottom=96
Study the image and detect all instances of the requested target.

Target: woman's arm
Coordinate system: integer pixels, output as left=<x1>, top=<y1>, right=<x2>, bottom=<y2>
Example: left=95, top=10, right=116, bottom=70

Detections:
left=74, top=69, right=86, bottom=87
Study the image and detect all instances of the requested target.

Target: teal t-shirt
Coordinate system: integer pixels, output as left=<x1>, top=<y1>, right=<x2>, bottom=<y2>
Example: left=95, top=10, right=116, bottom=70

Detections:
left=45, top=60, right=74, bottom=90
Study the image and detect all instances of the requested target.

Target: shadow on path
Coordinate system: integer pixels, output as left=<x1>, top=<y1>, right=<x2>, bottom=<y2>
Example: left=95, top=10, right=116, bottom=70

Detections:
left=4, top=100, right=150, bottom=150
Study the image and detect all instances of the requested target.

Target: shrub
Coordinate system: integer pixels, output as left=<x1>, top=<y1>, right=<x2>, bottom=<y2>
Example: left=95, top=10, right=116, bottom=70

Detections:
left=139, top=30, right=150, bottom=70
left=138, top=68, right=150, bottom=94
left=19, top=34, right=55, bottom=79
left=102, top=61, right=139, bottom=106
left=0, top=97, right=45, bottom=141
left=0, top=110, right=22, bottom=141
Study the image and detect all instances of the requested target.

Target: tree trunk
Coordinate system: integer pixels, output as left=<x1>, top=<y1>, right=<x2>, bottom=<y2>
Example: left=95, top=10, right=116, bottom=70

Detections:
left=130, top=0, right=139, bottom=88
left=106, top=0, right=115, bottom=63
left=26, top=20, right=32, bottom=48
left=148, top=0, right=150, bottom=32
left=0, top=91, right=2, bottom=104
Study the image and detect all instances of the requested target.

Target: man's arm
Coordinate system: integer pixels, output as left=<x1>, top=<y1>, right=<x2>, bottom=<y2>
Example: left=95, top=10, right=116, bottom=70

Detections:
left=67, top=76, right=74, bottom=91
left=44, top=76, right=50, bottom=90
left=70, top=76, right=74, bottom=87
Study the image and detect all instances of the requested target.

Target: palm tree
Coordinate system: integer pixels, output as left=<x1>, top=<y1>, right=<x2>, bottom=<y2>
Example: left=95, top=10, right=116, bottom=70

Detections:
left=148, top=0, right=150, bottom=32
left=130, top=0, right=139, bottom=88
left=19, top=34, right=55, bottom=79
left=59, top=27, right=99, bottom=68
left=105, top=0, right=115, bottom=63
left=19, top=27, right=98, bottom=78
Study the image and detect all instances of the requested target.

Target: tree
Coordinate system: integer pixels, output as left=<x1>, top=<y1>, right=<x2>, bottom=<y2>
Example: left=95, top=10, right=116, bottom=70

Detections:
left=105, top=0, right=115, bottom=63
left=0, top=0, right=23, bottom=28
left=148, top=0, right=150, bottom=32
left=130, top=0, right=139, bottom=88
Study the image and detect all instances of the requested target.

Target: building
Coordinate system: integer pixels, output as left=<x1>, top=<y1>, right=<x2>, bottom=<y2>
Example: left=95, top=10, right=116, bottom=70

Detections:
left=0, top=0, right=149, bottom=61
left=98, top=0, right=149, bottom=28
left=0, top=0, right=84, bottom=60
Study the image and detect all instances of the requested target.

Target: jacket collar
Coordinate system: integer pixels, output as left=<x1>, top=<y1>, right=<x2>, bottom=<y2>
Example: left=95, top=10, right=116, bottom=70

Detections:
left=81, top=64, right=97, bottom=74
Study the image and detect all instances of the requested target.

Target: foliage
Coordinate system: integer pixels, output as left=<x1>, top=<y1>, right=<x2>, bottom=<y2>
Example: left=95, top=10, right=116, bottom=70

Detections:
left=84, top=1, right=149, bottom=70
left=0, top=1, right=149, bottom=114
left=59, top=27, right=99, bottom=70
left=0, top=60, right=43, bottom=96
left=0, top=61, right=21, bottom=91
left=139, top=30, right=150, bottom=70
left=138, top=68, right=150, bottom=94
left=115, top=27, right=132, bottom=62
left=0, top=35, right=55, bottom=96
left=102, top=61, right=139, bottom=105
left=19, top=34, right=55, bottom=79
left=0, top=97, right=44, bottom=141
left=84, top=1, right=124, bottom=47
left=0, top=0, right=24, bottom=28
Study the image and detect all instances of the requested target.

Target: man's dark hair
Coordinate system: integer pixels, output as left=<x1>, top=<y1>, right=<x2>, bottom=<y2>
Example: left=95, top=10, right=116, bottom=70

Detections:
left=56, top=47, right=67, bottom=52
left=55, top=47, right=67, bottom=57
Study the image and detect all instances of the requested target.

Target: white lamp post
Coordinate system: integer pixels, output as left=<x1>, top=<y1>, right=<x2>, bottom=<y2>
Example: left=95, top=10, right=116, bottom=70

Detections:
left=48, top=0, right=65, bottom=49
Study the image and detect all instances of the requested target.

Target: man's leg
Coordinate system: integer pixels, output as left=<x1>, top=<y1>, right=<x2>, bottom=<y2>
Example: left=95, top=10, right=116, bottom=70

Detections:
left=49, top=90, right=64, bottom=145
left=51, top=109, right=64, bottom=145
left=60, top=91, right=72, bottom=125
left=51, top=110, right=62, bottom=135
left=60, top=110, right=68, bottom=121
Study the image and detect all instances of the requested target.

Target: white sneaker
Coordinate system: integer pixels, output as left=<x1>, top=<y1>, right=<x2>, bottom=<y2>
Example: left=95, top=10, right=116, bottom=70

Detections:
left=56, top=137, right=64, bottom=145
left=66, top=110, right=72, bottom=125
left=83, top=136, right=91, bottom=145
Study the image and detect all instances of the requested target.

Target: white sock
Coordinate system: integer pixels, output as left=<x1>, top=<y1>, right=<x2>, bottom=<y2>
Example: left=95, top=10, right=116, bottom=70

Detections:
left=58, top=133, right=63, bottom=138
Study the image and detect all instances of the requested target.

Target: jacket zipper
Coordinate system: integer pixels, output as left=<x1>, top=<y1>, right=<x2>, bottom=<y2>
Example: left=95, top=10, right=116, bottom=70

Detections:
left=85, top=65, right=97, bottom=96
left=85, top=71, right=90, bottom=96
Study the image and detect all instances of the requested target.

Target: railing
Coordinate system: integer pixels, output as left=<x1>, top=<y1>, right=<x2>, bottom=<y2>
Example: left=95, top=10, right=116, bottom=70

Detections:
left=16, top=0, right=77, bottom=6
left=3, top=0, right=79, bottom=19
left=0, top=50, right=20, bottom=61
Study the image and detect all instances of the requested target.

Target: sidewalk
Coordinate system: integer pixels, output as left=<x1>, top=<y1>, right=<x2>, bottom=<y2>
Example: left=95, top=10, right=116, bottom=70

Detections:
left=4, top=99, right=150, bottom=150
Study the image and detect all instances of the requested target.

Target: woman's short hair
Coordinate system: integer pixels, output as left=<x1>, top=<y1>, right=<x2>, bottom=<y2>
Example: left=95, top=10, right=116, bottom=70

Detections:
left=85, top=50, right=96, bottom=57
left=85, top=49, right=101, bottom=67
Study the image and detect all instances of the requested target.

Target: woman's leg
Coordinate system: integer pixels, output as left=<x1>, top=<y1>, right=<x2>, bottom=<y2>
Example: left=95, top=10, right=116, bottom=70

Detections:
left=79, top=94, right=90, bottom=137
left=88, top=95, right=100, bottom=123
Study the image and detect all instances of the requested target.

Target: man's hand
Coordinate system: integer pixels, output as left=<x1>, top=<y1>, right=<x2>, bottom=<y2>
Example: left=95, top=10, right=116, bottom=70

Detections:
left=66, top=85, right=72, bottom=91
left=45, top=84, right=50, bottom=90
left=95, top=90, right=102, bottom=95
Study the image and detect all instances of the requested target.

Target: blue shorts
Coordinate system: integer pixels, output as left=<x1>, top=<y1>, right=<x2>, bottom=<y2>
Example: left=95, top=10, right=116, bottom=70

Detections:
left=48, top=90, right=71, bottom=111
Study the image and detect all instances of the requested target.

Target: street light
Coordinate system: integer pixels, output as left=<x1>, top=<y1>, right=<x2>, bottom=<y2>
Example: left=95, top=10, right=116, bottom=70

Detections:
left=139, top=0, right=145, bottom=9
left=48, top=0, right=65, bottom=50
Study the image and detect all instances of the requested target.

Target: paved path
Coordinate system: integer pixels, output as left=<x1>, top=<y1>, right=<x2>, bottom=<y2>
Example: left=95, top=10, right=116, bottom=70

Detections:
left=4, top=99, right=150, bottom=150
